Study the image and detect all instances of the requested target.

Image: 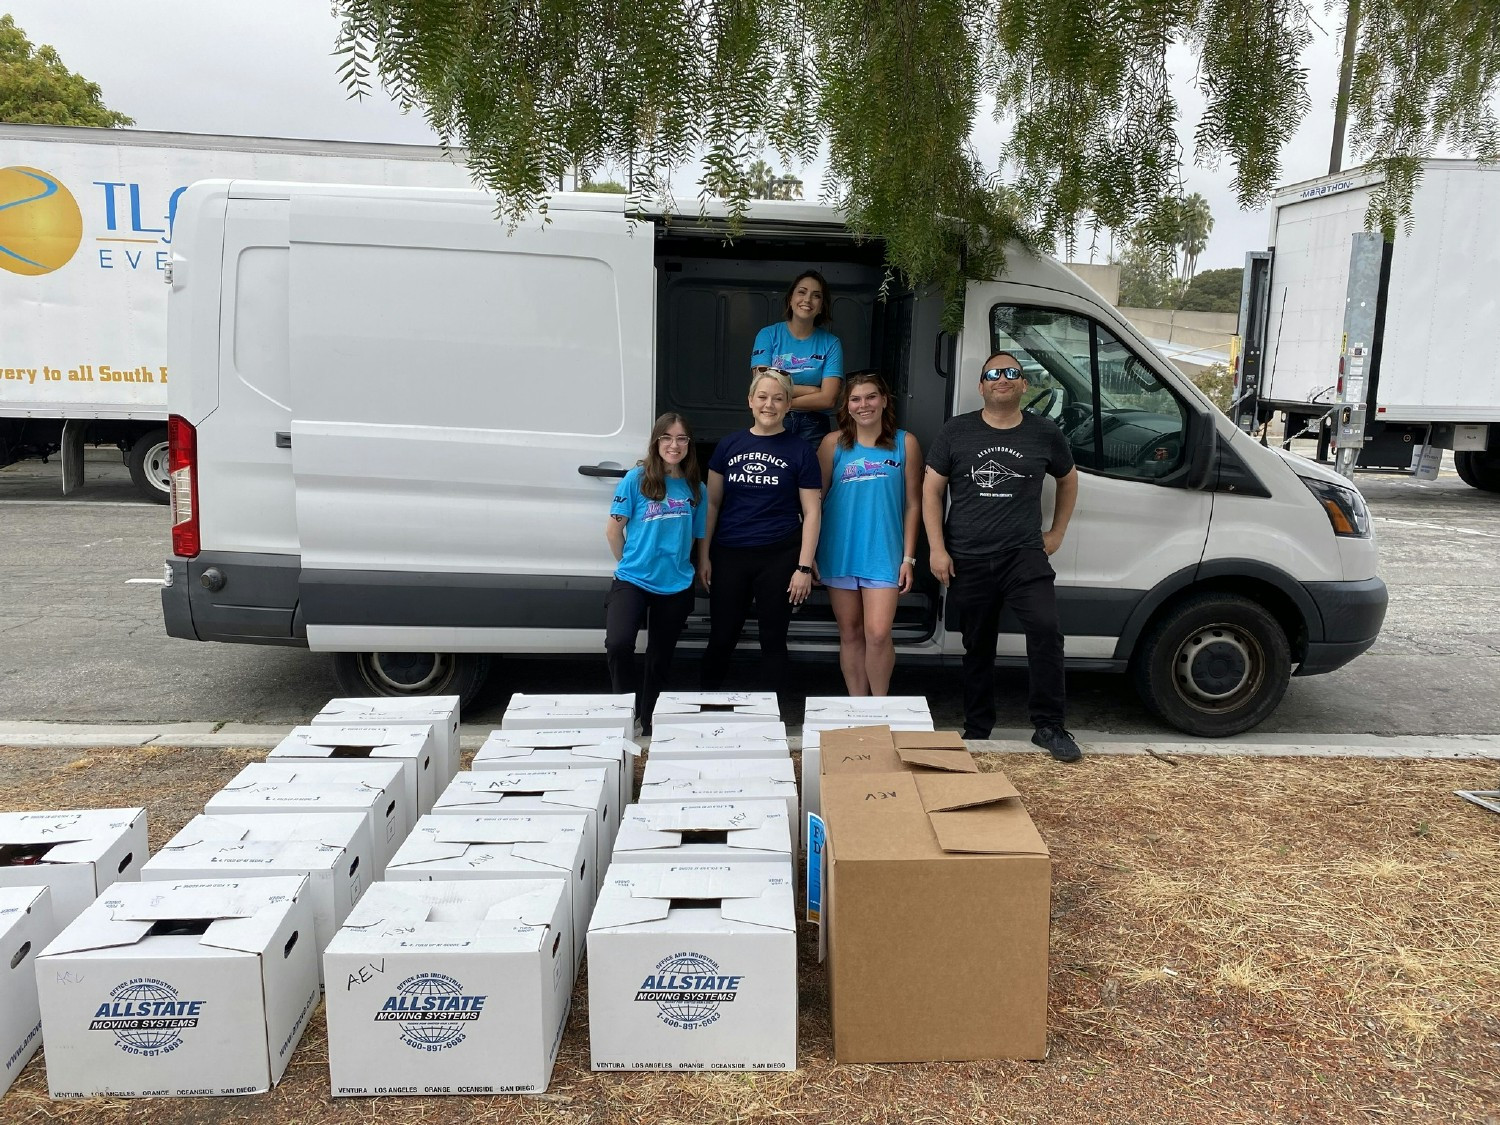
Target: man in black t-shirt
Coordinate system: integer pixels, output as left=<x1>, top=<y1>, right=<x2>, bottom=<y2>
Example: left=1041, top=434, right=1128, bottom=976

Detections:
left=923, top=352, right=1083, bottom=762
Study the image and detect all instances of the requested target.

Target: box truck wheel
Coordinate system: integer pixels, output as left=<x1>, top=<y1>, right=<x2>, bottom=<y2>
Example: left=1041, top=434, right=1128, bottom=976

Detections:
left=126, top=428, right=171, bottom=504
left=1132, top=593, right=1291, bottom=737
left=1454, top=450, right=1500, bottom=493
left=332, top=651, right=491, bottom=708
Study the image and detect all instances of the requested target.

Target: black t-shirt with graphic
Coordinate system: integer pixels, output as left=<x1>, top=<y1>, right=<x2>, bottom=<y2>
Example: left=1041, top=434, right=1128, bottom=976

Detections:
left=925, top=411, right=1074, bottom=555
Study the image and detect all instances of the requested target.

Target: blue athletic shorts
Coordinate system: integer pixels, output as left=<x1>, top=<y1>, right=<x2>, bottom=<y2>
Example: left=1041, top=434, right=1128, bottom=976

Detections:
left=821, top=575, right=898, bottom=590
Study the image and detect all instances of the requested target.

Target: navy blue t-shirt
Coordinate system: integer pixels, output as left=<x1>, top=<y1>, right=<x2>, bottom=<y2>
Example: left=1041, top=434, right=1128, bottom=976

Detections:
left=708, top=429, right=822, bottom=548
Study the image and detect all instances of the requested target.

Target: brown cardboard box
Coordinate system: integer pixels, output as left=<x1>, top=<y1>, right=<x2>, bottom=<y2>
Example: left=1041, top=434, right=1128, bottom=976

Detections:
left=818, top=725, right=976, bottom=779
left=821, top=769, right=1050, bottom=1062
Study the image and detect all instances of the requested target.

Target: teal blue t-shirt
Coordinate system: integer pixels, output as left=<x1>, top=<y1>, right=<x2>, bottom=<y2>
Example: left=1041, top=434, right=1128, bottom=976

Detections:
left=750, top=322, right=844, bottom=387
left=610, top=467, right=706, bottom=595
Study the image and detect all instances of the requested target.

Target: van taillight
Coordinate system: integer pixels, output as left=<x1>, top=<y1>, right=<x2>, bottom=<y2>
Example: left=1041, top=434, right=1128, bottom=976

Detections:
left=168, top=415, right=200, bottom=558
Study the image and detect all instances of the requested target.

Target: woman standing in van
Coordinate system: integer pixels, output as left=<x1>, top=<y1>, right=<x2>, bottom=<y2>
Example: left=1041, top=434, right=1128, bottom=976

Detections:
left=750, top=269, right=844, bottom=445
left=698, top=369, right=822, bottom=696
left=605, top=413, right=706, bottom=734
left=816, top=372, right=922, bottom=696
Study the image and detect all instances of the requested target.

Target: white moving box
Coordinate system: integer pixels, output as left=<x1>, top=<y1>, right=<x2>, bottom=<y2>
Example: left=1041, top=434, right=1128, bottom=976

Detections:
left=206, top=762, right=410, bottom=874
left=501, top=693, right=635, bottom=732
left=434, top=769, right=615, bottom=891
left=652, top=692, right=780, bottom=726
left=588, top=863, right=796, bottom=1071
left=313, top=696, right=461, bottom=792
left=324, top=879, right=572, bottom=1096
left=142, top=813, right=372, bottom=983
left=0, top=885, right=55, bottom=1096
left=638, top=760, right=799, bottom=829
left=612, top=800, right=793, bottom=867
left=270, top=724, right=439, bottom=817
left=646, top=723, right=791, bottom=764
left=650, top=720, right=788, bottom=753
left=0, top=808, right=147, bottom=925
left=36, top=876, right=318, bottom=1099
left=474, top=728, right=637, bottom=817
left=386, top=814, right=593, bottom=979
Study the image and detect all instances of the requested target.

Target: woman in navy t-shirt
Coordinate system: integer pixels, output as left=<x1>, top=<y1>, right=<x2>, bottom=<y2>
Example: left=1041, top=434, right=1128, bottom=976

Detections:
left=605, top=413, right=706, bottom=733
left=698, top=370, right=822, bottom=695
left=749, top=269, right=844, bottom=445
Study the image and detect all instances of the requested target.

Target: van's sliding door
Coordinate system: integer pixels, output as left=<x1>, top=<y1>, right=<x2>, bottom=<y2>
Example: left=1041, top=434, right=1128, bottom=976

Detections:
left=287, top=192, right=654, bottom=652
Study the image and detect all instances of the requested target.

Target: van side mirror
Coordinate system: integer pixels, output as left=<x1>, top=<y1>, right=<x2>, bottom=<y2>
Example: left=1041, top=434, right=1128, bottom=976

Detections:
left=1184, top=409, right=1219, bottom=490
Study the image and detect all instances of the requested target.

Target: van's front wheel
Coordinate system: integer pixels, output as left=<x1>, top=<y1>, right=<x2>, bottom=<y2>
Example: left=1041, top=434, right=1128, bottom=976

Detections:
left=332, top=651, right=491, bottom=709
left=1132, top=593, right=1291, bottom=737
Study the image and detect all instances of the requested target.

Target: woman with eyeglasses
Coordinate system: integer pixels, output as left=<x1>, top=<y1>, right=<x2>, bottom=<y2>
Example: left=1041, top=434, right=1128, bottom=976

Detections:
left=750, top=269, right=844, bottom=446
left=605, top=413, right=706, bottom=734
left=815, top=371, right=922, bottom=695
left=698, top=369, right=822, bottom=697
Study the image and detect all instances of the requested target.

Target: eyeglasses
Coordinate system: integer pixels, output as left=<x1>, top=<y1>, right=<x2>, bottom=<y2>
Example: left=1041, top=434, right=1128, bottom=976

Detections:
left=981, top=366, right=1026, bottom=382
left=658, top=436, right=691, bottom=446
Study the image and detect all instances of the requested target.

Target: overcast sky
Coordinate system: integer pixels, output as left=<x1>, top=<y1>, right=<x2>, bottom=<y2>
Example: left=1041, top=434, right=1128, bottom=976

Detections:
left=6, top=0, right=1351, bottom=272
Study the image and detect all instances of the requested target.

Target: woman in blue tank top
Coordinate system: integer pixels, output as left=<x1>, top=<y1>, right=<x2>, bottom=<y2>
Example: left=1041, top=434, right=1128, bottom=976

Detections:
left=815, top=371, right=922, bottom=695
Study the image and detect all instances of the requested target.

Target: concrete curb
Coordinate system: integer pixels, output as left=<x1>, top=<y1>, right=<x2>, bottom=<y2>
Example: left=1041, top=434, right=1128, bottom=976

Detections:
left=2, top=722, right=1498, bottom=760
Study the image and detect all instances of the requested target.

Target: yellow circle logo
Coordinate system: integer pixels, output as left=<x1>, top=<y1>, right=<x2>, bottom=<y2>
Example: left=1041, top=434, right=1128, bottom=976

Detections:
left=0, top=166, right=84, bottom=276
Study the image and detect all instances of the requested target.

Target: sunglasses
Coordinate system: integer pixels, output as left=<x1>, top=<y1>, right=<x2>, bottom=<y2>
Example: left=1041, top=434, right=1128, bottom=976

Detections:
left=982, top=366, right=1026, bottom=382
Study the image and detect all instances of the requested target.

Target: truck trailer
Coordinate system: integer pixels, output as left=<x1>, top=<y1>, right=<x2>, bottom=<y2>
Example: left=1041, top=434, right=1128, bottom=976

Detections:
left=1234, top=160, right=1500, bottom=491
left=0, top=124, right=474, bottom=501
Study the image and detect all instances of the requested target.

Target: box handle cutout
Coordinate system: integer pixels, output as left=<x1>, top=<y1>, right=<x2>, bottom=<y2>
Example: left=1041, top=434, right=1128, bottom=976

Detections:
left=147, top=918, right=212, bottom=937
left=386, top=801, right=397, bottom=817
left=579, top=859, right=587, bottom=879
left=117, top=851, right=134, bottom=873
left=348, top=855, right=361, bottom=878
left=283, top=930, right=299, bottom=959
left=10, top=940, right=31, bottom=969
left=551, top=932, right=562, bottom=958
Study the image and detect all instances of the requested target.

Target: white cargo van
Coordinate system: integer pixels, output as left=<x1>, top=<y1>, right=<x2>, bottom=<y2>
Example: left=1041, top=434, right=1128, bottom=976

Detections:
left=160, top=181, right=1387, bottom=736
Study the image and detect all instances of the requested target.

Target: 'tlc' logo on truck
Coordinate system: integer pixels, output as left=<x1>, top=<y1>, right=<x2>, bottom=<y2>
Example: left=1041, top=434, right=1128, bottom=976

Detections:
left=0, top=166, right=83, bottom=276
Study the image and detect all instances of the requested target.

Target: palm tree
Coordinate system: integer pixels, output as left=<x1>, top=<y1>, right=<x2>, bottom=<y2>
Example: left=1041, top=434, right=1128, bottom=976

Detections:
left=1174, top=193, right=1214, bottom=298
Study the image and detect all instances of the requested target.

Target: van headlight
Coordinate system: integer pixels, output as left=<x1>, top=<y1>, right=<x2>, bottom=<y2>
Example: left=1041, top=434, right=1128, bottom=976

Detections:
left=1300, top=476, right=1372, bottom=538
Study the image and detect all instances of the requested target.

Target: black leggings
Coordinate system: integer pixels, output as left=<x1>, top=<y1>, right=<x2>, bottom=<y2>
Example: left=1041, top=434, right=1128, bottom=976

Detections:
left=604, top=579, right=696, bottom=724
left=700, top=530, right=802, bottom=693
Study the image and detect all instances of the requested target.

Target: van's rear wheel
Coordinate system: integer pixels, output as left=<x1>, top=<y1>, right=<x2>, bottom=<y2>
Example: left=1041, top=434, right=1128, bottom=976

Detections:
left=1454, top=450, right=1500, bottom=492
left=1132, top=593, right=1291, bottom=737
left=127, top=428, right=171, bottom=504
left=332, top=652, right=491, bottom=709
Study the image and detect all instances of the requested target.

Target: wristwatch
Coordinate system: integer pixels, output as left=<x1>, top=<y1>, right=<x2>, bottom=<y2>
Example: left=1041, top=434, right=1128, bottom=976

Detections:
left=796, top=565, right=813, bottom=574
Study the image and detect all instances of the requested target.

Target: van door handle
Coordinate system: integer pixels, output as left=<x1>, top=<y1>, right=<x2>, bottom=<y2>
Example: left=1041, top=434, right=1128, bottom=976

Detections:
left=578, top=464, right=627, bottom=478
left=275, top=431, right=292, bottom=449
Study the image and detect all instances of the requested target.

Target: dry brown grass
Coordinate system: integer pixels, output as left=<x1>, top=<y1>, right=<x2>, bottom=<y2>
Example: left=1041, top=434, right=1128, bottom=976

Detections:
left=1, top=745, right=1497, bottom=1124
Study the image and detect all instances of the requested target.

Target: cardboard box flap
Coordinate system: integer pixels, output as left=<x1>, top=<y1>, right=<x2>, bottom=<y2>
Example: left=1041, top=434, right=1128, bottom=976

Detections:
left=914, top=772, right=1021, bottom=810
left=719, top=884, right=795, bottom=931
left=320, top=697, right=458, bottom=721
left=506, top=693, right=633, bottom=716
left=482, top=886, right=561, bottom=929
left=343, top=887, right=435, bottom=932
left=200, top=896, right=304, bottom=954
left=434, top=786, right=506, bottom=810
left=222, top=764, right=302, bottom=790
left=928, top=806, right=1049, bottom=856
left=386, top=837, right=473, bottom=868
left=483, top=729, right=632, bottom=753
left=509, top=838, right=579, bottom=871
left=642, top=803, right=770, bottom=832
left=805, top=698, right=931, bottom=720
left=651, top=721, right=788, bottom=742
left=626, top=867, right=794, bottom=931
left=654, top=691, right=778, bottom=714
left=893, top=730, right=969, bottom=751
left=429, top=819, right=556, bottom=846
left=895, top=747, right=980, bottom=773
left=295, top=725, right=397, bottom=749
left=42, top=916, right=154, bottom=955
left=611, top=821, right=679, bottom=853
left=163, top=817, right=252, bottom=848
left=114, top=885, right=255, bottom=921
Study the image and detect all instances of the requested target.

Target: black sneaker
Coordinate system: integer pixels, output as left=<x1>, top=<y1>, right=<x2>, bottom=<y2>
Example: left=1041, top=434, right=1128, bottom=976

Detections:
left=1032, top=725, right=1082, bottom=763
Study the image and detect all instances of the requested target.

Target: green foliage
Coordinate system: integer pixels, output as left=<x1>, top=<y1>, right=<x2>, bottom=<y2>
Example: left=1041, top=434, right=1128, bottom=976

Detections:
left=742, top=159, right=803, bottom=200
left=0, top=14, right=133, bottom=127
left=1190, top=362, right=1234, bottom=413
left=1117, top=237, right=1175, bottom=308
left=1179, top=266, right=1244, bottom=313
left=329, top=0, right=1500, bottom=320
left=580, top=179, right=628, bottom=193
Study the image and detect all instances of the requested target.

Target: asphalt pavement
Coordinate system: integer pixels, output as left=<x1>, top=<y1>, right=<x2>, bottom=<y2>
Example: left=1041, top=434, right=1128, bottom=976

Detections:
left=1, top=446, right=1497, bottom=737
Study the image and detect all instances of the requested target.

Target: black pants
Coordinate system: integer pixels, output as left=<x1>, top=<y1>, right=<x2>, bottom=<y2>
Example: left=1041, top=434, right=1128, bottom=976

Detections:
left=948, top=547, right=1066, bottom=738
left=604, top=579, right=696, bottom=725
left=700, top=530, right=802, bottom=694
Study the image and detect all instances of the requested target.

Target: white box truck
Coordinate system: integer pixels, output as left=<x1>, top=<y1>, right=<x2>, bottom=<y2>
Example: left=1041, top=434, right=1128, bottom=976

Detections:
left=0, top=124, right=473, bottom=501
left=159, top=181, right=1388, bottom=736
left=1234, top=160, right=1500, bottom=490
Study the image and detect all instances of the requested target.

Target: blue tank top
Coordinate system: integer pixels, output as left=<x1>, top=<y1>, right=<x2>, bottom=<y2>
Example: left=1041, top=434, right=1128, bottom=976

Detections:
left=816, top=431, right=907, bottom=583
